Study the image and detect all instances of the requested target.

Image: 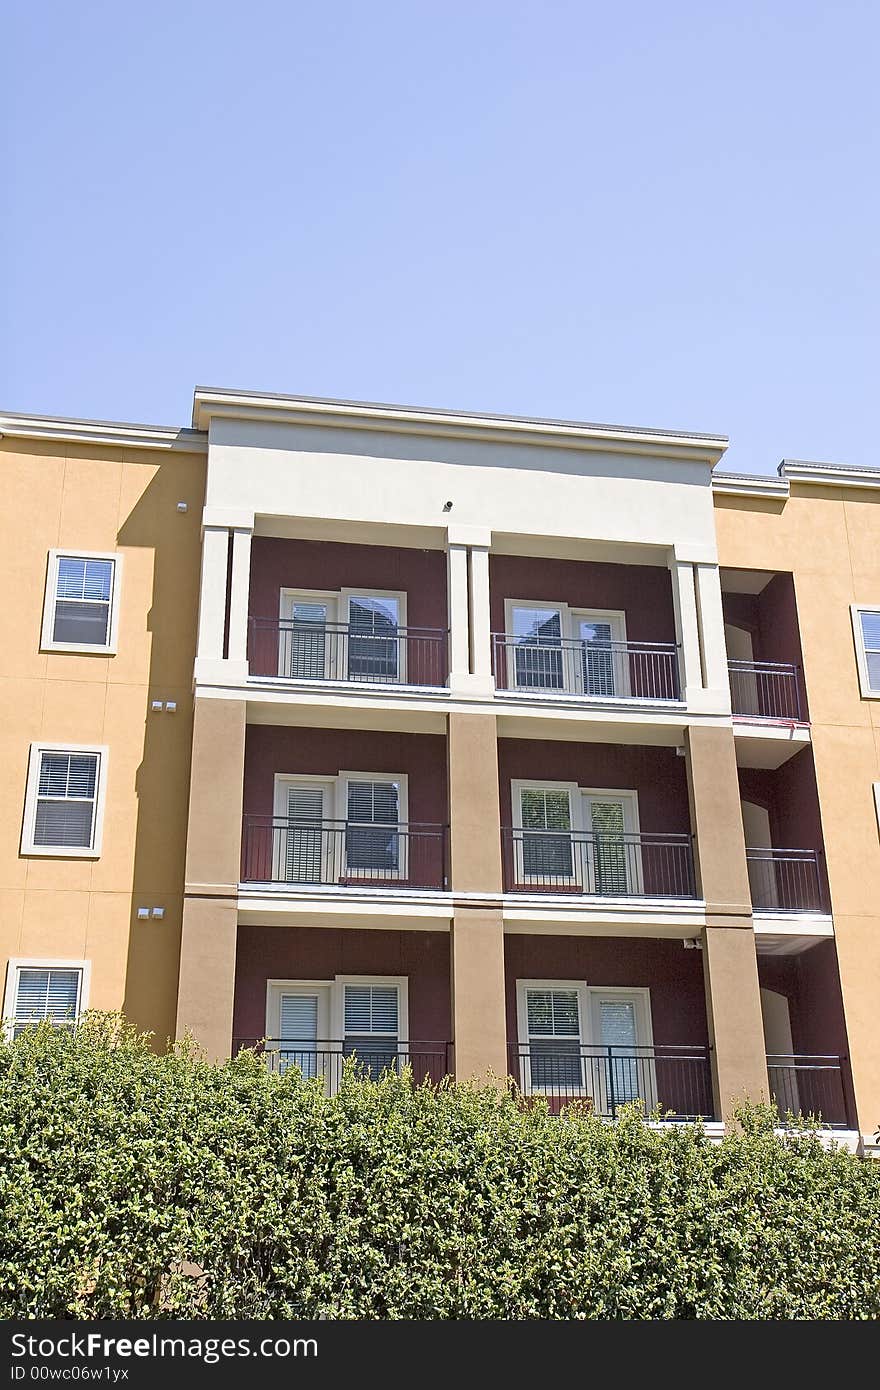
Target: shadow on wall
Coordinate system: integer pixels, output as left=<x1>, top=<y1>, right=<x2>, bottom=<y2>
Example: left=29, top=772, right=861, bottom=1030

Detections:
left=117, top=454, right=205, bottom=1047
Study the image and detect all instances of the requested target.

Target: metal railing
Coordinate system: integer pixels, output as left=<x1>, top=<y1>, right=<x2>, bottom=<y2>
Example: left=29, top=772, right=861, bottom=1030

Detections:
left=746, top=847, right=824, bottom=912
left=248, top=618, right=448, bottom=686
left=492, top=634, right=680, bottom=701
left=767, top=1054, right=849, bottom=1128
left=234, top=1039, right=451, bottom=1087
left=729, top=660, right=803, bottom=721
left=501, top=828, right=696, bottom=897
left=508, top=1043, right=714, bottom=1118
left=241, top=816, right=448, bottom=889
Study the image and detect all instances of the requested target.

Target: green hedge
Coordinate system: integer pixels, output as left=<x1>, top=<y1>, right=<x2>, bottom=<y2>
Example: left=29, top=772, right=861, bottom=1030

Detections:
left=1, top=1015, right=878, bottom=1319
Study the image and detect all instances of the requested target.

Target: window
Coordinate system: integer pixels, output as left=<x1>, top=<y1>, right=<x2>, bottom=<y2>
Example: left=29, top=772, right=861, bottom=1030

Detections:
left=519, top=983, right=586, bottom=1091
left=265, top=976, right=408, bottom=1087
left=272, top=772, right=408, bottom=884
left=21, top=745, right=107, bottom=857
left=42, top=551, right=120, bottom=653
left=516, top=981, right=655, bottom=1108
left=852, top=606, right=880, bottom=697
left=3, top=960, right=89, bottom=1039
left=504, top=600, right=627, bottom=696
left=278, top=589, right=407, bottom=683
left=511, top=782, right=641, bottom=894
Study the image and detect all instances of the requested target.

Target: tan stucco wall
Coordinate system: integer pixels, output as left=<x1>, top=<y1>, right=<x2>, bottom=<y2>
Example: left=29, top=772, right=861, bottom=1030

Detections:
left=0, top=437, right=205, bottom=1043
left=686, top=724, right=752, bottom=918
left=702, top=924, right=768, bottom=1120
left=447, top=712, right=503, bottom=893
left=715, top=486, right=880, bottom=1135
left=450, top=907, right=507, bottom=1082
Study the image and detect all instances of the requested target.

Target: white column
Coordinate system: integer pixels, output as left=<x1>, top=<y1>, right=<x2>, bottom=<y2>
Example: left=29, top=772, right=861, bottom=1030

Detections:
left=695, top=562, right=731, bottom=713
left=194, top=525, right=230, bottom=678
left=669, top=554, right=702, bottom=706
left=446, top=524, right=494, bottom=697
left=226, top=524, right=254, bottom=680
left=447, top=542, right=470, bottom=690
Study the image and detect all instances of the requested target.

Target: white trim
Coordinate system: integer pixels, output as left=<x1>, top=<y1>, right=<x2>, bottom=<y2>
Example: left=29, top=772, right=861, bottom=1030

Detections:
left=851, top=605, right=880, bottom=698
left=270, top=771, right=410, bottom=883
left=512, top=779, right=581, bottom=886
left=712, top=472, right=790, bottom=499
left=40, top=550, right=122, bottom=655
left=3, top=958, right=91, bottom=1039
left=0, top=411, right=206, bottom=453
left=588, top=985, right=656, bottom=1111
left=265, top=978, right=332, bottom=1040
left=515, top=979, right=589, bottom=1096
left=582, top=787, right=642, bottom=895
left=333, top=975, right=410, bottom=1045
left=874, top=783, right=880, bottom=840
left=20, top=743, right=108, bottom=858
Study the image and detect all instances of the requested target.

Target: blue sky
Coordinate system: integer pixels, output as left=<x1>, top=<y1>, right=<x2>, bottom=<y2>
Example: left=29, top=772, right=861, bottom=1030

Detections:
left=3, top=1, right=878, bottom=472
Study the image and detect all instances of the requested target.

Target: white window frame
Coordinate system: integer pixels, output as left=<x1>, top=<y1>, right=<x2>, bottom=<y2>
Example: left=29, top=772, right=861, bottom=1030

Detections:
left=503, top=598, right=628, bottom=696
left=587, top=985, right=656, bottom=1112
left=515, top=978, right=589, bottom=1095
left=265, top=975, right=409, bottom=1090
left=20, top=743, right=108, bottom=858
left=851, top=605, right=880, bottom=698
left=874, top=783, right=880, bottom=840
left=278, top=588, right=339, bottom=680
left=512, top=779, right=582, bottom=887
left=41, top=550, right=122, bottom=655
left=3, top=958, right=91, bottom=1040
left=271, top=771, right=409, bottom=883
left=581, top=787, right=642, bottom=895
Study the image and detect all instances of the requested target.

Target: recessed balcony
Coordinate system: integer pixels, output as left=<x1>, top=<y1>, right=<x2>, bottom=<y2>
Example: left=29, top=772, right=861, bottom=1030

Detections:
left=746, top=847, right=824, bottom=913
left=501, top=828, right=696, bottom=898
left=248, top=617, right=448, bottom=688
left=729, top=660, right=804, bottom=721
left=492, top=632, right=680, bottom=702
left=241, top=816, right=448, bottom=890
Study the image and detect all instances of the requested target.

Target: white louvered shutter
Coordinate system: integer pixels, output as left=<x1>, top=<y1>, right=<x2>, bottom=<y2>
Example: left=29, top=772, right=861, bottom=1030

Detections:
left=588, top=798, right=629, bottom=894
left=13, top=967, right=81, bottom=1036
left=860, top=611, right=880, bottom=691
left=580, top=619, right=615, bottom=696
left=284, top=784, right=325, bottom=882
left=346, top=781, right=400, bottom=874
left=343, top=984, right=400, bottom=1078
left=53, top=556, right=114, bottom=646
left=278, top=993, right=320, bottom=1077
left=286, top=602, right=328, bottom=679
left=34, top=752, right=100, bottom=849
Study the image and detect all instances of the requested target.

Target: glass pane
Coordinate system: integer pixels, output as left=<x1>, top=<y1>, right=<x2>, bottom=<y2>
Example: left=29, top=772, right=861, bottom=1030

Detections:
left=284, top=786, right=324, bottom=882
left=38, top=753, right=97, bottom=800
left=343, top=1036, right=400, bottom=1079
left=860, top=610, right=880, bottom=651
left=512, top=607, right=563, bottom=689
left=53, top=601, right=110, bottom=646
left=529, top=1039, right=582, bottom=1090
left=278, top=994, right=320, bottom=1077
left=580, top=620, right=615, bottom=696
left=285, top=603, right=328, bottom=679
left=589, top=800, right=629, bottom=894
left=15, top=968, right=79, bottom=1025
left=599, top=999, right=640, bottom=1104
left=348, top=597, right=399, bottom=680
left=34, top=800, right=94, bottom=848
left=867, top=652, right=880, bottom=691
left=56, top=557, right=113, bottom=602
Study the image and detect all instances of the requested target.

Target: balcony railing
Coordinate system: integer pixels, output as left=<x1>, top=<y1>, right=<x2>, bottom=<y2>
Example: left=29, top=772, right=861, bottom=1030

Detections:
left=234, top=1039, right=451, bottom=1088
left=729, top=660, right=803, bottom=721
left=508, top=1043, right=714, bottom=1118
left=501, top=828, right=696, bottom=897
left=248, top=618, right=448, bottom=687
left=746, top=847, right=824, bottom=912
left=492, top=634, right=680, bottom=701
left=767, top=1054, right=849, bottom=1129
left=241, top=816, right=448, bottom=889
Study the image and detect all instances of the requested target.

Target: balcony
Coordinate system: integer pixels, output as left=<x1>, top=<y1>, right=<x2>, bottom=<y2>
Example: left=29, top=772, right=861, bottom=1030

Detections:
left=767, top=1054, right=849, bottom=1128
left=492, top=633, right=680, bottom=702
left=746, top=848, right=824, bottom=913
left=507, top=1043, right=714, bottom=1118
left=241, top=816, right=448, bottom=890
left=501, top=828, right=696, bottom=898
left=248, top=617, right=448, bottom=688
left=234, top=1038, right=451, bottom=1087
left=729, top=660, right=804, bottom=721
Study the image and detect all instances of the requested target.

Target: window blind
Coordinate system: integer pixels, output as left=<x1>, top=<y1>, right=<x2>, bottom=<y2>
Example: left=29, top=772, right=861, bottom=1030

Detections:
left=13, top=967, right=81, bottom=1035
left=859, top=611, right=880, bottom=690
left=53, top=557, right=114, bottom=646
left=33, top=752, right=99, bottom=849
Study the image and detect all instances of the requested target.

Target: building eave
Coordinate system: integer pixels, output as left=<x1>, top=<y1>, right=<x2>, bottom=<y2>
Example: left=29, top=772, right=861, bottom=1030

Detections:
left=0, top=410, right=207, bottom=454
left=779, top=458, right=880, bottom=491
left=191, top=387, right=729, bottom=464
left=712, top=471, right=790, bottom=500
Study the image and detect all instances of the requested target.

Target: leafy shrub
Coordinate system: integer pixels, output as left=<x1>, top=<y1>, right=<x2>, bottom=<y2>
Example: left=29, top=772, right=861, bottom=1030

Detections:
left=1, top=1014, right=877, bottom=1319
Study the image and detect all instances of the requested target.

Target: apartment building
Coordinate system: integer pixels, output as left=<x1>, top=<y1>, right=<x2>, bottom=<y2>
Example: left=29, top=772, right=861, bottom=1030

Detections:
left=1, top=390, right=877, bottom=1152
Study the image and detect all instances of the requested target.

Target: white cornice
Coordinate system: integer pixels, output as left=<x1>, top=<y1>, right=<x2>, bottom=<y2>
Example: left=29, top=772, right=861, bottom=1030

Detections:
left=191, top=387, right=728, bottom=463
left=779, top=458, right=880, bottom=490
left=0, top=411, right=207, bottom=454
left=712, top=471, right=790, bottom=500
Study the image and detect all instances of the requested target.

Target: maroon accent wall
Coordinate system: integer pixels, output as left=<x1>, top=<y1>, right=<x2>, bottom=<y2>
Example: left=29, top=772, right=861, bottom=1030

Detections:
left=722, top=574, right=807, bottom=718
left=504, top=935, right=708, bottom=1046
left=738, top=747, right=828, bottom=907
left=233, top=926, right=451, bottom=1043
left=498, top=740, right=691, bottom=833
left=244, top=726, right=448, bottom=823
left=249, top=537, right=448, bottom=630
left=757, top=941, right=855, bottom=1125
left=489, top=554, right=676, bottom=643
